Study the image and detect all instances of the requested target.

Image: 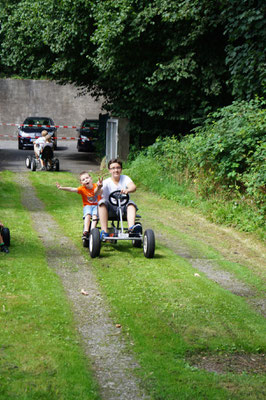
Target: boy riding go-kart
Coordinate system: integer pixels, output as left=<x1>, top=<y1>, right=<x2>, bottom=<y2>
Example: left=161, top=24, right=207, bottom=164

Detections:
left=25, top=130, right=59, bottom=171
left=87, top=158, right=155, bottom=258
left=25, top=145, right=60, bottom=171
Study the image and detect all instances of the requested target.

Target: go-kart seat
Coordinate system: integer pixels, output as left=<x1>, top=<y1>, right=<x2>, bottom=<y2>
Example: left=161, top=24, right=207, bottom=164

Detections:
left=41, top=145, right=54, bottom=162
left=108, top=213, right=128, bottom=222
left=107, top=190, right=141, bottom=224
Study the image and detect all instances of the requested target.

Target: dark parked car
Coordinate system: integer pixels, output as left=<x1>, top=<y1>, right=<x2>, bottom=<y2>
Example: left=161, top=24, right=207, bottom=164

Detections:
left=18, top=116, right=57, bottom=150
left=76, top=119, right=99, bottom=152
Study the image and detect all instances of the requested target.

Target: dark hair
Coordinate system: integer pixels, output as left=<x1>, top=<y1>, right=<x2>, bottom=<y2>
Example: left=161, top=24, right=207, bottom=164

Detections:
left=108, top=158, right=123, bottom=169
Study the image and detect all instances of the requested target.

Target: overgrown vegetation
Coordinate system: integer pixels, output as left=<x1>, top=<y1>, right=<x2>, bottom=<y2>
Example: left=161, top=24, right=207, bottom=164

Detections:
left=127, top=99, right=266, bottom=237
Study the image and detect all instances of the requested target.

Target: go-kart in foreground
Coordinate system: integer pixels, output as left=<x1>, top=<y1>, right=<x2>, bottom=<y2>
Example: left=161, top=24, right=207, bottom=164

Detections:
left=83, top=190, right=155, bottom=258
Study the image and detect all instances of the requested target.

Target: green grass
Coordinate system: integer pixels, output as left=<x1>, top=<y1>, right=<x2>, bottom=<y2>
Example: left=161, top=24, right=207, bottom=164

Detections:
left=0, top=171, right=100, bottom=400
left=130, top=190, right=266, bottom=293
left=29, top=171, right=266, bottom=400
left=125, top=157, right=265, bottom=240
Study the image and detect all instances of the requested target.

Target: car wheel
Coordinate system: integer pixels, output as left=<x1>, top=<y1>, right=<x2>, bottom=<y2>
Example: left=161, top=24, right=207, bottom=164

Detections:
left=89, top=228, right=101, bottom=258
left=143, top=229, right=155, bottom=258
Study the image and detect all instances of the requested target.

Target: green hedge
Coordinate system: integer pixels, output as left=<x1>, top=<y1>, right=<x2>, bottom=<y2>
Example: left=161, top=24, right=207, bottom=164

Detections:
left=128, top=98, right=265, bottom=235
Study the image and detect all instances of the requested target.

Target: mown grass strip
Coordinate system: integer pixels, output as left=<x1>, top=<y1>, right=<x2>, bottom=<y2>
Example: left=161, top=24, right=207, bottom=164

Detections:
left=131, top=189, right=266, bottom=294
left=0, top=171, right=100, bottom=400
left=30, top=171, right=266, bottom=400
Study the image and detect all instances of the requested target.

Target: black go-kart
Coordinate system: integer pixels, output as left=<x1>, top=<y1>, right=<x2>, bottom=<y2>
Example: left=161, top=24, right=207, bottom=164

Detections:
left=25, top=145, right=60, bottom=171
left=0, top=225, right=10, bottom=247
left=85, top=190, right=155, bottom=259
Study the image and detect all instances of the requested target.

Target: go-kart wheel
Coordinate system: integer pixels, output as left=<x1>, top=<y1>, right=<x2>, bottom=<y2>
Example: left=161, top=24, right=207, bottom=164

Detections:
left=31, top=159, right=37, bottom=171
left=83, top=238, right=89, bottom=248
left=143, top=229, right=155, bottom=258
left=89, top=228, right=101, bottom=258
left=25, top=156, right=32, bottom=168
left=109, top=190, right=129, bottom=207
left=132, top=239, right=142, bottom=248
left=2, top=227, right=10, bottom=247
left=55, top=159, right=60, bottom=171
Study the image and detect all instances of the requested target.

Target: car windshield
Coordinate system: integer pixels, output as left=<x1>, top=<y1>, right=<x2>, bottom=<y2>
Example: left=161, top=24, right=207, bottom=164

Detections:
left=24, top=118, right=53, bottom=126
left=82, top=121, right=99, bottom=129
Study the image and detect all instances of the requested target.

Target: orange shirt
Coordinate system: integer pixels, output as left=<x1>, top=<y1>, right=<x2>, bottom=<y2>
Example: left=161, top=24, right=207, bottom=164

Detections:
left=77, top=184, right=101, bottom=206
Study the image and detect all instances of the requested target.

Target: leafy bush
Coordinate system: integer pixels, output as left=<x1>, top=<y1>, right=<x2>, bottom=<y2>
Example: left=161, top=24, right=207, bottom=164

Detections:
left=128, top=99, right=265, bottom=235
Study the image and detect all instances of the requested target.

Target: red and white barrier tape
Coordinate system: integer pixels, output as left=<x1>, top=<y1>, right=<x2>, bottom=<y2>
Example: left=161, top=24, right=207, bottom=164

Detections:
left=0, top=123, right=78, bottom=129
left=0, top=123, right=98, bottom=140
left=0, top=134, right=77, bottom=140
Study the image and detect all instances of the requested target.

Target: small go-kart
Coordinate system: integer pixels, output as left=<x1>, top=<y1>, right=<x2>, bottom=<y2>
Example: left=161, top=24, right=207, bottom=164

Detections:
left=25, top=145, right=60, bottom=171
left=85, top=190, right=155, bottom=259
left=0, top=225, right=10, bottom=247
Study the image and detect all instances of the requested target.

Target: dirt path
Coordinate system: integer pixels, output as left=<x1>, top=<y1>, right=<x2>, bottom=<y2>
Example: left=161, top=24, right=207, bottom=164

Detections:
left=17, top=173, right=149, bottom=400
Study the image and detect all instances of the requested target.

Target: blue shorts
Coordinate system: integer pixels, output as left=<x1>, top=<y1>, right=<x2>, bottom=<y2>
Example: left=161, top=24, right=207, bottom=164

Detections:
left=83, top=205, right=98, bottom=219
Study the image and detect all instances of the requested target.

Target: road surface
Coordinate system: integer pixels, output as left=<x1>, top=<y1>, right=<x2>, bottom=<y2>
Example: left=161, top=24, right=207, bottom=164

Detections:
left=0, top=139, right=100, bottom=173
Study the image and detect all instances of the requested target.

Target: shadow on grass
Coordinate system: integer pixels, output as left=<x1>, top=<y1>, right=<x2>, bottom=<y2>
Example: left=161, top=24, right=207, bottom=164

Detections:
left=98, top=241, right=164, bottom=260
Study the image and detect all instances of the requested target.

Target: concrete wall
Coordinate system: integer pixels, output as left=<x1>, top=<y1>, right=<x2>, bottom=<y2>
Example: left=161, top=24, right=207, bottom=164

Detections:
left=0, top=78, right=103, bottom=137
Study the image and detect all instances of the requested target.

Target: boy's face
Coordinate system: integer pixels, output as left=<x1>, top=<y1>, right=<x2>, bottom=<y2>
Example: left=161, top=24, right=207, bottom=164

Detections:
left=109, top=162, right=122, bottom=179
left=80, top=173, right=92, bottom=187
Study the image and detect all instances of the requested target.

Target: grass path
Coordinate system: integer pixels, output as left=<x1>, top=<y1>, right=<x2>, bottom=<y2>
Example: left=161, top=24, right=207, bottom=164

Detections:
left=27, top=170, right=265, bottom=400
left=16, top=173, right=150, bottom=400
left=1, top=170, right=265, bottom=400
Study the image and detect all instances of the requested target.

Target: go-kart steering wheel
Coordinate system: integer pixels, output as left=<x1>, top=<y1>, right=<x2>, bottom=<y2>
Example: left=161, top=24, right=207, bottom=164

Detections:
left=109, top=190, right=129, bottom=207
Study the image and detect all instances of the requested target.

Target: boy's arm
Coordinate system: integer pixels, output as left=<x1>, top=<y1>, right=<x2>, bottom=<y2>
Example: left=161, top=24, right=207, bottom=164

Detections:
left=94, top=177, right=103, bottom=195
left=56, top=183, right=78, bottom=193
left=121, top=180, right=136, bottom=195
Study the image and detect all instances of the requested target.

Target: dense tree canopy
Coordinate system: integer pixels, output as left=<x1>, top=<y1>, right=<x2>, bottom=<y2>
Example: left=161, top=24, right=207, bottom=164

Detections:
left=0, top=0, right=265, bottom=144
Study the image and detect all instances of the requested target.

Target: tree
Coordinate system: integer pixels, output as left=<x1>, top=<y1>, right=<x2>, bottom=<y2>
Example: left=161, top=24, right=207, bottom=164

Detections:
left=0, top=0, right=265, bottom=144
left=0, top=0, right=96, bottom=86
left=90, top=0, right=236, bottom=143
left=222, top=0, right=266, bottom=100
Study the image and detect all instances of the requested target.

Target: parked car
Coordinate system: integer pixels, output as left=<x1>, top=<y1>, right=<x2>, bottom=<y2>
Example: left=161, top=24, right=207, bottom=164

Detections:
left=18, top=116, right=57, bottom=150
left=76, top=119, right=99, bottom=152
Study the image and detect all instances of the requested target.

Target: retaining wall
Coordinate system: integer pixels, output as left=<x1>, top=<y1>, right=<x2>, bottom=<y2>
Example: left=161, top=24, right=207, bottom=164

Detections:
left=0, top=78, right=103, bottom=137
